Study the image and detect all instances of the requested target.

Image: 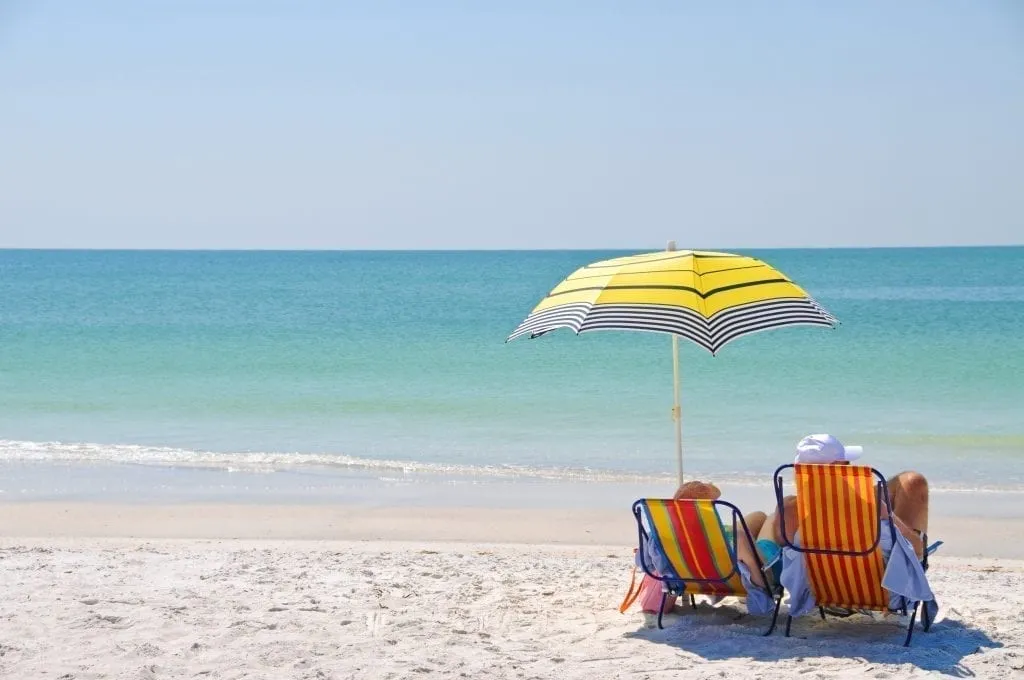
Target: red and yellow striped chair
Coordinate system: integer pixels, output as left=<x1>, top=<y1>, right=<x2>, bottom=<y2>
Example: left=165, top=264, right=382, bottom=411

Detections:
left=773, top=463, right=933, bottom=646
left=630, top=498, right=783, bottom=633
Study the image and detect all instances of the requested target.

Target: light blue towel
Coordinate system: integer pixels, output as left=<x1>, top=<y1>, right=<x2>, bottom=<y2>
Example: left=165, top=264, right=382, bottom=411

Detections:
left=780, top=520, right=938, bottom=620
left=734, top=563, right=777, bottom=615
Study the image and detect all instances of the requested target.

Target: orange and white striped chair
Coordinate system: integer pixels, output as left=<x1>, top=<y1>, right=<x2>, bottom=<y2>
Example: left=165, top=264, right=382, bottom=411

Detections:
left=773, top=463, right=934, bottom=646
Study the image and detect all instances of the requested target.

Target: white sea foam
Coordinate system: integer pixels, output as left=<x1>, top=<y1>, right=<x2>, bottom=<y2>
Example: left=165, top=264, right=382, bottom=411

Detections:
left=0, top=439, right=673, bottom=484
left=0, top=438, right=1022, bottom=493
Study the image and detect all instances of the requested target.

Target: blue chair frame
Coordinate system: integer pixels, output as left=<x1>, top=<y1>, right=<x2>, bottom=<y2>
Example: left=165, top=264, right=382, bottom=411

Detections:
left=632, top=498, right=784, bottom=635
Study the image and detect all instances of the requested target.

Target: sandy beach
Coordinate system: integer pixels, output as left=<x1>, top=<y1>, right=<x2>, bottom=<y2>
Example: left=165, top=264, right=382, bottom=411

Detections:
left=0, top=504, right=1022, bottom=679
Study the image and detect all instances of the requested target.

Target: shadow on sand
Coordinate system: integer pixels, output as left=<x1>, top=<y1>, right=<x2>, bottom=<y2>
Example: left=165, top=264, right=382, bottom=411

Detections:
left=625, top=601, right=1002, bottom=677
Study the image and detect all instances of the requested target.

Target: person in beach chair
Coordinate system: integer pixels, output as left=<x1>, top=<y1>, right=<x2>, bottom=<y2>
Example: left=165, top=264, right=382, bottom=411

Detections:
left=773, top=434, right=940, bottom=646
left=622, top=481, right=784, bottom=634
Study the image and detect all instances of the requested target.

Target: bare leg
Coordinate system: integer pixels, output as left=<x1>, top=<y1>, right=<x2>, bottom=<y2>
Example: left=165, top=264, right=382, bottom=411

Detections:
left=744, top=511, right=767, bottom=538
left=772, top=495, right=799, bottom=547
left=887, top=471, right=929, bottom=558
left=736, top=511, right=768, bottom=587
left=758, top=515, right=776, bottom=543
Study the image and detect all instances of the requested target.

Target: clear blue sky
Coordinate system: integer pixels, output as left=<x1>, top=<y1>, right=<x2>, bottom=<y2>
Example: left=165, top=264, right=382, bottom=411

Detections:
left=2, top=1, right=1022, bottom=249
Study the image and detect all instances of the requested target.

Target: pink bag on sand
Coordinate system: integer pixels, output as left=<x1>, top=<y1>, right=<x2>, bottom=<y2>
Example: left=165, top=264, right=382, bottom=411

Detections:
left=618, top=549, right=676, bottom=614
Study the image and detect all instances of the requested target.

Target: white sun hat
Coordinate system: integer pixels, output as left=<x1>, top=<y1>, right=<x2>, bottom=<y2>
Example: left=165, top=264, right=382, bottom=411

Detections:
left=794, top=433, right=864, bottom=464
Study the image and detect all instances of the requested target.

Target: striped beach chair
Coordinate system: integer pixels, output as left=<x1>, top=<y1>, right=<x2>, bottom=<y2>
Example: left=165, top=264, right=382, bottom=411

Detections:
left=630, top=498, right=783, bottom=634
left=773, top=463, right=934, bottom=646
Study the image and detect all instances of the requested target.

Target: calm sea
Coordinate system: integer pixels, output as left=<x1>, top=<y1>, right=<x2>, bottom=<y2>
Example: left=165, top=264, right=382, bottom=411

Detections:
left=1, top=248, right=1022, bottom=504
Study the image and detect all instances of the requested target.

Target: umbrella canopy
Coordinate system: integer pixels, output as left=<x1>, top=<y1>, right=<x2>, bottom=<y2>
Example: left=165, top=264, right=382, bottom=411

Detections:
left=506, top=247, right=839, bottom=484
left=507, top=249, right=837, bottom=354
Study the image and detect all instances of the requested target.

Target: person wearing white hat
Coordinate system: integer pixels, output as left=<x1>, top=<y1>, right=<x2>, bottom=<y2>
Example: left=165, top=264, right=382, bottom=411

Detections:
left=777, top=434, right=930, bottom=559
left=775, top=434, right=936, bottom=621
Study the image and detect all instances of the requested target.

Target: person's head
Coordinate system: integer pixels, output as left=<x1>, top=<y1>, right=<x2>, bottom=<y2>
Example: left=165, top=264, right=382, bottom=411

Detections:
left=673, top=480, right=722, bottom=501
left=794, top=434, right=863, bottom=465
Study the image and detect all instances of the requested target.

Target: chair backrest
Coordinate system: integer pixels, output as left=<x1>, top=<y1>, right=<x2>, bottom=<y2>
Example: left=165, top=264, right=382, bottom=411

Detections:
left=786, top=463, right=891, bottom=610
left=633, top=498, right=747, bottom=596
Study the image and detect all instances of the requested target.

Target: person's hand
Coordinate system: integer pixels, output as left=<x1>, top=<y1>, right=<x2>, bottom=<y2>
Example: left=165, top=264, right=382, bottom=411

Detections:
left=673, top=480, right=722, bottom=500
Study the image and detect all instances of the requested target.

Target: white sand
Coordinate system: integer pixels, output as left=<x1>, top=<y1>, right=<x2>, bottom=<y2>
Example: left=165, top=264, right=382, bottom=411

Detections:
left=1, top=505, right=1022, bottom=679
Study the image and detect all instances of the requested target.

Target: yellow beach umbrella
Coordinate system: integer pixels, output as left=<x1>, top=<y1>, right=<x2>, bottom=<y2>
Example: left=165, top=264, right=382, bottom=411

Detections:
left=506, top=243, right=838, bottom=484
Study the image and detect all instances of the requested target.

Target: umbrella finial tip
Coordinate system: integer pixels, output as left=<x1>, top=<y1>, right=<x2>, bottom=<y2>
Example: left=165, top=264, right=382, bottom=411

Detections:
left=666, top=240, right=676, bottom=252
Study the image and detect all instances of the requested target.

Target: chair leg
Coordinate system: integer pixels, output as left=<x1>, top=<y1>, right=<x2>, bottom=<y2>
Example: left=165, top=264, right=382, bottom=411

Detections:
left=690, top=594, right=697, bottom=610
left=819, top=607, right=826, bottom=621
left=785, top=614, right=793, bottom=637
left=922, top=601, right=932, bottom=632
left=903, top=602, right=920, bottom=647
left=763, top=596, right=783, bottom=636
left=657, top=592, right=668, bottom=630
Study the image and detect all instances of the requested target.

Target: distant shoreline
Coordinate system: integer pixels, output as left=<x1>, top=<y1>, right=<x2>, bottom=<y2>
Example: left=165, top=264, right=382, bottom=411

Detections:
left=1, top=244, right=1023, bottom=252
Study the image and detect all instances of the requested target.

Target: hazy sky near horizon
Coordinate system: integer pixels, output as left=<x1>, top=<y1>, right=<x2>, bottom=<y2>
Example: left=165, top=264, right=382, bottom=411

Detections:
left=2, top=1, right=1022, bottom=250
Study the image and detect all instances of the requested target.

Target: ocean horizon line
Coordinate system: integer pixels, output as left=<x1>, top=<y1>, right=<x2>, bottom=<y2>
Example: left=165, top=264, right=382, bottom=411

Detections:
left=2, top=244, right=1022, bottom=253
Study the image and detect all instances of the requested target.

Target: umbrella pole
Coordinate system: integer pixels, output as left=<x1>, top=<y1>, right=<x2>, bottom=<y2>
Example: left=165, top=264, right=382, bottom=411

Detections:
left=666, top=239, right=683, bottom=486
left=672, top=335, right=683, bottom=486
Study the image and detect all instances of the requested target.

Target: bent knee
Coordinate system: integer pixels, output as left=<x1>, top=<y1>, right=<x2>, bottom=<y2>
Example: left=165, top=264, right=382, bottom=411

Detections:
left=896, top=471, right=929, bottom=495
left=746, top=510, right=767, bottom=524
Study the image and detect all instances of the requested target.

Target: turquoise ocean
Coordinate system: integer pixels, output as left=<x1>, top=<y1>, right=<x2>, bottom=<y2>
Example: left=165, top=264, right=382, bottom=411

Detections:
left=1, top=248, right=1022, bottom=508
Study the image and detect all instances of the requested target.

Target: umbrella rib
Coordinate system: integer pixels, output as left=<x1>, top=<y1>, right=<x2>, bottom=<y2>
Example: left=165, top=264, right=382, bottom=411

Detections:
left=694, top=247, right=708, bottom=320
